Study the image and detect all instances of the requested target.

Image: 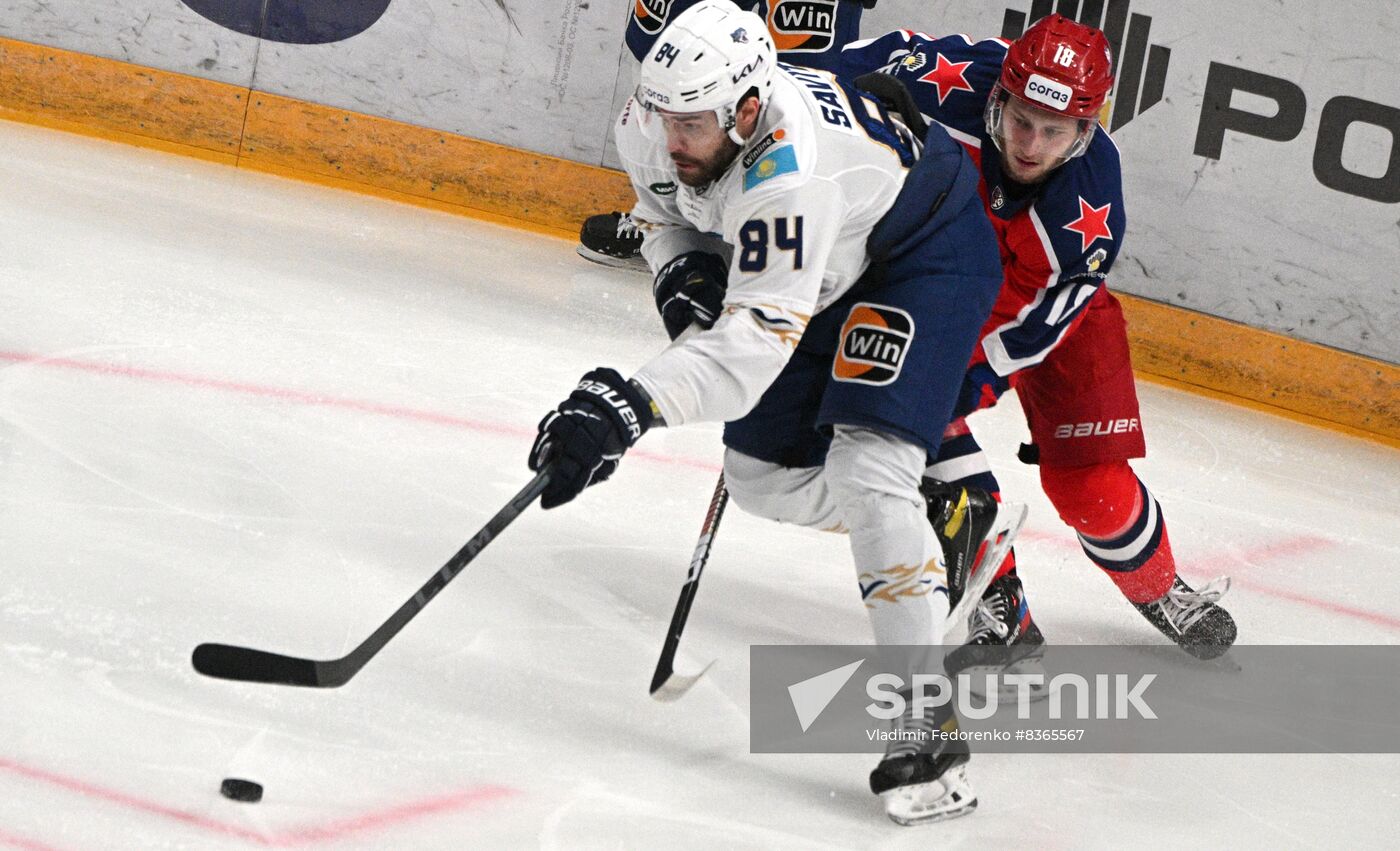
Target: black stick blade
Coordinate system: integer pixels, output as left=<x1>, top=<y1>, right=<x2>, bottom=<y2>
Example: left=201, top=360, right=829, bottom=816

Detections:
left=649, top=658, right=674, bottom=696
left=192, top=643, right=324, bottom=687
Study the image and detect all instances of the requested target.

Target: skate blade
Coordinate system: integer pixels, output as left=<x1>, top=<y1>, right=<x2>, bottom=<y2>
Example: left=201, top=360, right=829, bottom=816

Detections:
left=962, top=665, right=1051, bottom=703
left=944, top=502, right=1028, bottom=634
left=881, top=767, right=978, bottom=826
left=575, top=245, right=649, bottom=273
left=649, top=659, right=716, bottom=703
left=1183, top=644, right=1242, bottom=667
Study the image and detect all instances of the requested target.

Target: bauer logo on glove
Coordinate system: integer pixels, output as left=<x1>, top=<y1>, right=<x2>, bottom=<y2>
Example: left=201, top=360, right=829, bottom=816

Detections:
left=575, top=377, right=645, bottom=441
left=529, top=368, right=654, bottom=509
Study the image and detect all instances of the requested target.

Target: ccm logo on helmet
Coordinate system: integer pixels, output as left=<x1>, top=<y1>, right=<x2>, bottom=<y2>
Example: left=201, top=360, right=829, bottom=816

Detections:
left=1024, top=73, right=1073, bottom=111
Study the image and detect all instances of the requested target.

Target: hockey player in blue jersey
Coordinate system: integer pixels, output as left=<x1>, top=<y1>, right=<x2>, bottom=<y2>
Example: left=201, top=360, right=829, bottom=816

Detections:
left=533, top=0, right=1014, bottom=826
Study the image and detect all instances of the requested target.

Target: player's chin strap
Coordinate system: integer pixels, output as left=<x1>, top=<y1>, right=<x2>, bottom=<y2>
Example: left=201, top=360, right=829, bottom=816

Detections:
left=726, top=123, right=753, bottom=146
left=723, top=95, right=769, bottom=146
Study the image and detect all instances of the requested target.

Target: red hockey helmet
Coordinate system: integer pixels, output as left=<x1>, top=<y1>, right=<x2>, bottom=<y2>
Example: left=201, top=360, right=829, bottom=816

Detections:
left=1002, top=14, right=1113, bottom=118
left=986, top=14, right=1114, bottom=159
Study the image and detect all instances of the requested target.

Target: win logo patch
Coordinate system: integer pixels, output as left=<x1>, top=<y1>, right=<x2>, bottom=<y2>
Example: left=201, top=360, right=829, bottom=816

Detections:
left=767, top=0, right=838, bottom=53
left=633, top=0, right=676, bottom=36
left=1002, top=1, right=1171, bottom=132
left=833, top=304, right=914, bottom=386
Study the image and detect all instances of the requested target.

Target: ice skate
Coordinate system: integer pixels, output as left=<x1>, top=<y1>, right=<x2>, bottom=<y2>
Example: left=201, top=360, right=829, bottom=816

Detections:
left=576, top=211, right=647, bottom=272
left=869, top=699, right=977, bottom=826
left=945, top=573, right=1048, bottom=700
left=922, top=480, right=1026, bottom=631
left=1133, top=575, right=1237, bottom=659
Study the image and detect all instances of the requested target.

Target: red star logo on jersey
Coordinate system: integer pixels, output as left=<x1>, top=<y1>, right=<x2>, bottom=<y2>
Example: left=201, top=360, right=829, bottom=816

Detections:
left=1062, top=196, right=1114, bottom=253
left=917, top=54, right=975, bottom=105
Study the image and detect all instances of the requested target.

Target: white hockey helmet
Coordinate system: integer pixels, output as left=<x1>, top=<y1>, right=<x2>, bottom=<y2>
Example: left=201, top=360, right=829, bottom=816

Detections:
left=634, top=0, right=777, bottom=145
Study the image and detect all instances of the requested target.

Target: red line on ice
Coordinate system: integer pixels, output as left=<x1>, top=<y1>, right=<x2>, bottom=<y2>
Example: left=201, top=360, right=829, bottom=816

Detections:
left=273, top=788, right=518, bottom=845
left=1016, top=528, right=1400, bottom=631
left=0, top=349, right=720, bottom=472
left=0, top=828, right=68, bottom=851
left=0, top=757, right=265, bottom=842
left=0, top=757, right=516, bottom=846
left=1222, top=579, right=1400, bottom=631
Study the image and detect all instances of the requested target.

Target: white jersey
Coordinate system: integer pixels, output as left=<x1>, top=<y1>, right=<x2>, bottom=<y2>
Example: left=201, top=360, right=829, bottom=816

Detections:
left=621, top=64, right=912, bottom=428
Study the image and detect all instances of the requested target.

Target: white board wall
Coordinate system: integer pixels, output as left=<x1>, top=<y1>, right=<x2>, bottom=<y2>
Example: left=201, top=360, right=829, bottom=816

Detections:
left=3, top=0, right=1395, bottom=364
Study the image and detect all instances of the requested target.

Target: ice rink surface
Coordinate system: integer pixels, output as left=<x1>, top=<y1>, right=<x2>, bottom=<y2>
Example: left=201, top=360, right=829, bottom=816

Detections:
left=2, top=119, right=1398, bottom=849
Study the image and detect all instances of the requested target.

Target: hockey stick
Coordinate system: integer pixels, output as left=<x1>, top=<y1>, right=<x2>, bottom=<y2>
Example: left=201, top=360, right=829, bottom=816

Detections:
left=192, top=469, right=551, bottom=688
left=649, top=472, right=728, bottom=702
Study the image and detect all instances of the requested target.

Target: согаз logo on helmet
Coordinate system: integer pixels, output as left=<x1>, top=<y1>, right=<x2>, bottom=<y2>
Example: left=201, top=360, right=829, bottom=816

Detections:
left=1024, top=74, right=1072, bottom=111
left=1000, top=2, right=1168, bottom=132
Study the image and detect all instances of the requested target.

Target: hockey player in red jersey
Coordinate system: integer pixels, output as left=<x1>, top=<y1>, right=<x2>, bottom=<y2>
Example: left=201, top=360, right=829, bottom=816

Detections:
left=837, top=15, right=1237, bottom=662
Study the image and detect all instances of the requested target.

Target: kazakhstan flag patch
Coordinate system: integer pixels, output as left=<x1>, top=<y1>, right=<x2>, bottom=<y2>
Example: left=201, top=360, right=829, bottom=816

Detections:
left=743, top=145, right=798, bottom=191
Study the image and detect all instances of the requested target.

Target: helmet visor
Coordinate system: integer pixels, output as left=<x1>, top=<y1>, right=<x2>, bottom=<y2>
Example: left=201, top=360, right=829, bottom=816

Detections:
left=985, top=83, right=1098, bottom=160
left=634, top=87, right=727, bottom=145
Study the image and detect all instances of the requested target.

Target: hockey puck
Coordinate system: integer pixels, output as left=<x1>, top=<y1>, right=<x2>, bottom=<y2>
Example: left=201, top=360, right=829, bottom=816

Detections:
left=220, top=778, right=263, bottom=803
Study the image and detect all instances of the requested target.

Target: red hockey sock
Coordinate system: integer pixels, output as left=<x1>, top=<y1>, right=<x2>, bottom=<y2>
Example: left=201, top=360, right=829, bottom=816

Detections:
left=1040, top=461, right=1176, bottom=603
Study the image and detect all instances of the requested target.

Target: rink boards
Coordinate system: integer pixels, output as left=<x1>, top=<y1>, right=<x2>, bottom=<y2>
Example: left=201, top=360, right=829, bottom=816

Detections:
left=0, top=6, right=1396, bottom=444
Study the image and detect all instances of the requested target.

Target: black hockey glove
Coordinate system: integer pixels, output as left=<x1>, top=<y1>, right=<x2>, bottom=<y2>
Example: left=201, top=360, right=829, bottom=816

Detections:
left=529, top=368, right=654, bottom=509
left=653, top=251, right=728, bottom=341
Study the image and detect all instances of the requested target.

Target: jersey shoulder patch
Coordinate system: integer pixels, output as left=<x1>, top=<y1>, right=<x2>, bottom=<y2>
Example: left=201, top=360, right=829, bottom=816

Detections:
left=743, top=139, right=800, bottom=191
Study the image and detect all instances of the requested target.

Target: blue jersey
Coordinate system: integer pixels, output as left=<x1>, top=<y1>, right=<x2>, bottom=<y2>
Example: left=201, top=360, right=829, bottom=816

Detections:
left=837, top=31, right=1128, bottom=378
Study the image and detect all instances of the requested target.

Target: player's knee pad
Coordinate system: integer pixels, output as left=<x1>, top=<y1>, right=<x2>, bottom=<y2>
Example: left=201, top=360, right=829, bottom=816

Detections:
left=722, top=448, right=840, bottom=529
left=828, top=428, right=945, bottom=643
left=1039, top=460, right=1141, bottom=538
left=823, top=426, right=926, bottom=519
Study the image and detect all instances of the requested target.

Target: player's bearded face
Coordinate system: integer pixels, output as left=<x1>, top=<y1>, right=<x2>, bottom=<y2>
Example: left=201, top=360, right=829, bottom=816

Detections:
left=657, top=110, right=740, bottom=187
left=997, top=96, right=1085, bottom=184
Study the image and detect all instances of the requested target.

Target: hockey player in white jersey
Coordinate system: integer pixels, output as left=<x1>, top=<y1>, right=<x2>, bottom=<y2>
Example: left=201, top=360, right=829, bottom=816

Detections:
left=528, top=0, right=1007, bottom=825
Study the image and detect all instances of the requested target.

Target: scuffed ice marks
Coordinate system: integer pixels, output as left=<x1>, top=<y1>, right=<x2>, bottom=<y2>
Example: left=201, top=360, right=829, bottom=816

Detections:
left=483, top=0, right=523, bottom=36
